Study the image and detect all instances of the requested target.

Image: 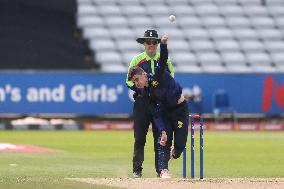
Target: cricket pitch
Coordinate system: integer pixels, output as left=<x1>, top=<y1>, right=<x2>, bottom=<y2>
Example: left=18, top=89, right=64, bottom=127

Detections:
left=68, top=178, right=284, bottom=189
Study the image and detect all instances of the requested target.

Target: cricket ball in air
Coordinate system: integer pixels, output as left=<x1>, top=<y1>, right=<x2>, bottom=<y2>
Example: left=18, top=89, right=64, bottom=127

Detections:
left=169, top=15, right=176, bottom=23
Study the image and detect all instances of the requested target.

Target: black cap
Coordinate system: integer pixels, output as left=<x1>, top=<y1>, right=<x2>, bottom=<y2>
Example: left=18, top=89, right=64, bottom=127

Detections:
left=136, top=30, right=161, bottom=44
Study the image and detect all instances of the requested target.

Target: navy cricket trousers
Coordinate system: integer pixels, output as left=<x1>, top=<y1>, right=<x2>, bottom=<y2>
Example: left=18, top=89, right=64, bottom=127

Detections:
left=167, top=100, right=189, bottom=159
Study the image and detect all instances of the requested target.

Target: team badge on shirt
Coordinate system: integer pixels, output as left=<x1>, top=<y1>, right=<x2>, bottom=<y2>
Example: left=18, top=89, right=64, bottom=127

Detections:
left=177, top=121, right=183, bottom=128
left=151, top=80, right=159, bottom=87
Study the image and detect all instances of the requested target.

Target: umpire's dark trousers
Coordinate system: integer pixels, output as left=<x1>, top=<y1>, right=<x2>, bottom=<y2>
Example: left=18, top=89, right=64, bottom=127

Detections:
left=133, top=95, right=160, bottom=174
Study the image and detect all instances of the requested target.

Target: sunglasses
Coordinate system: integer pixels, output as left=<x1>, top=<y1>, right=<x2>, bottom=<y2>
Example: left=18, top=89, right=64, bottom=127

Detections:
left=145, top=40, right=158, bottom=45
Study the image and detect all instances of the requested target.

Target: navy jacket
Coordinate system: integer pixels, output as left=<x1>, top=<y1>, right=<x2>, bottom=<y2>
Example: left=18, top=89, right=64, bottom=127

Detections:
left=147, top=44, right=183, bottom=133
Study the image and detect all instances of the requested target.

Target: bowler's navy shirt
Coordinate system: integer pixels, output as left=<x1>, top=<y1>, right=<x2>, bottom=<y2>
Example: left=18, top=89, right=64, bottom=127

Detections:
left=146, top=44, right=183, bottom=133
left=148, top=44, right=183, bottom=108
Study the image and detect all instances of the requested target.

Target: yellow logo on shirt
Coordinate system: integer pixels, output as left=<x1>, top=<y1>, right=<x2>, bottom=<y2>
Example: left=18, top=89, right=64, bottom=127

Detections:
left=177, top=121, right=183, bottom=128
left=151, top=80, right=159, bottom=87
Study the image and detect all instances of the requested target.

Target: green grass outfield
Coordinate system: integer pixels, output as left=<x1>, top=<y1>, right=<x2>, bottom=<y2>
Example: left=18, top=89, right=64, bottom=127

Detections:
left=0, top=131, right=283, bottom=189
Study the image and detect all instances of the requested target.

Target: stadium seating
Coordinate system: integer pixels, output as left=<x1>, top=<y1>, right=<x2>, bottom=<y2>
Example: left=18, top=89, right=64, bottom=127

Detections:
left=77, top=0, right=284, bottom=73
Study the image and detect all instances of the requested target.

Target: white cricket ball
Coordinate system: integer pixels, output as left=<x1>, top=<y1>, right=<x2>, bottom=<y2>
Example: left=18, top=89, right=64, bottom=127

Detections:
left=169, top=15, right=176, bottom=23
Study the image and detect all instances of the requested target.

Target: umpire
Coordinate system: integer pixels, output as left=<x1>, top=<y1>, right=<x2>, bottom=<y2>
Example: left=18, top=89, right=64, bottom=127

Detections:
left=126, top=30, right=174, bottom=178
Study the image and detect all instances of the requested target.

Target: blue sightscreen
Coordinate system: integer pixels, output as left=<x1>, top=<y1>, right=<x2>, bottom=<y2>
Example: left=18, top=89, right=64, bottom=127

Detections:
left=0, top=72, right=283, bottom=115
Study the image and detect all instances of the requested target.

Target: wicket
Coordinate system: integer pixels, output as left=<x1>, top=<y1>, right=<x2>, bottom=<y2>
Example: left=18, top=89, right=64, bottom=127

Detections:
left=182, top=114, right=204, bottom=179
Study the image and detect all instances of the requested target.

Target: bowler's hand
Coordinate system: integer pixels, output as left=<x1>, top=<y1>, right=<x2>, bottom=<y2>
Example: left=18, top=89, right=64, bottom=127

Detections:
left=160, top=131, right=167, bottom=146
left=161, top=35, right=168, bottom=44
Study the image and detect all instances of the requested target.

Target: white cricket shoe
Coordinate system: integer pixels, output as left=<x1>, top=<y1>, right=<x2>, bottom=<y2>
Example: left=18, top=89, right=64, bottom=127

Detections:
left=133, top=172, right=142, bottom=178
left=160, top=169, right=171, bottom=179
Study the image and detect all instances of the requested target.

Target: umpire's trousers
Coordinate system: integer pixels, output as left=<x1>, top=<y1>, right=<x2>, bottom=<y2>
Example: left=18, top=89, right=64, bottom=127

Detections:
left=133, top=95, right=160, bottom=174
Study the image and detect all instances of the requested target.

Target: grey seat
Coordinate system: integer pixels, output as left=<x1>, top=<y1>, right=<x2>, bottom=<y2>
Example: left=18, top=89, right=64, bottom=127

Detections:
left=239, top=40, right=265, bottom=52
left=190, top=0, right=214, bottom=4
left=221, top=51, right=246, bottom=65
left=245, top=52, right=276, bottom=72
left=266, top=0, right=284, bottom=5
left=273, top=17, right=284, bottom=29
left=222, top=51, right=252, bottom=73
left=190, top=40, right=215, bottom=52
left=256, top=28, right=283, bottom=41
left=225, top=16, right=251, bottom=28
left=115, top=39, right=141, bottom=51
left=215, top=40, right=240, bottom=52
left=201, top=16, right=226, bottom=28
left=165, top=0, right=189, bottom=5
left=249, top=17, right=275, bottom=28
left=128, top=16, right=154, bottom=28
left=246, top=52, right=271, bottom=64
left=89, top=39, right=116, bottom=51
left=226, top=65, right=252, bottom=73
left=208, top=28, right=234, bottom=40
left=178, top=16, right=202, bottom=28
left=142, top=0, right=165, bottom=5
left=77, top=15, right=104, bottom=27
left=270, top=52, right=284, bottom=65
left=83, top=27, right=111, bottom=39
left=197, top=52, right=223, bottom=65
left=117, top=0, right=140, bottom=5
left=109, top=28, right=135, bottom=40
left=264, top=41, right=284, bottom=53
left=175, top=64, right=203, bottom=73
left=183, top=28, right=210, bottom=40
left=197, top=52, right=226, bottom=72
left=219, top=5, right=244, bottom=16
left=237, top=0, right=261, bottom=5
left=152, top=16, right=176, bottom=28
left=171, top=52, right=198, bottom=65
left=271, top=53, right=284, bottom=72
left=195, top=4, right=220, bottom=16
left=92, top=0, right=117, bottom=5
left=201, top=65, right=227, bottom=73
left=145, top=5, right=170, bottom=16
left=171, top=5, right=196, bottom=16
left=243, top=5, right=269, bottom=17
left=168, top=40, right=191, bottom=52
left=159, top=27, right=185, bottom=40
left=96, top=5, right=122, bottom=16
left=96, top=51, right=126, bottom=72
left=232, top=28, right=258, bottom=40
left=121, top=5, right=146, bottom=16
left=267, top=5, right=284, bottom=17
left=104, top=16, right=128, bottom=27
left=213, top=0, right=238, bottom=5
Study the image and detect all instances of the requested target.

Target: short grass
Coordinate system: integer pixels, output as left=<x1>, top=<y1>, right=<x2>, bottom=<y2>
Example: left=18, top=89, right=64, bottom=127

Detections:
left=0, top=131, right=283, bottom=189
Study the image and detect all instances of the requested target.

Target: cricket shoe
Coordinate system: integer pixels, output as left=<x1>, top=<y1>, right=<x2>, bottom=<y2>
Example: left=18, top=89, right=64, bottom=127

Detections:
left=133, top=171, right=142, bottom=178
left=160, top=169, right=171, bottom=179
